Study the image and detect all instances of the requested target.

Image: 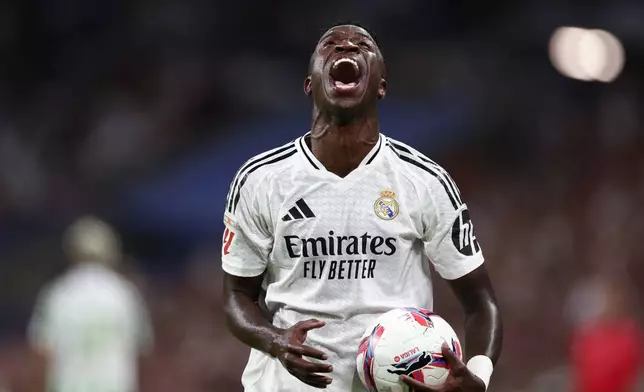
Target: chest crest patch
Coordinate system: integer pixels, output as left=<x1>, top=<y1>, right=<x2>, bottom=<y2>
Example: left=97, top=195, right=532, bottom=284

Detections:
left=374, top=190, right=399, bottom=220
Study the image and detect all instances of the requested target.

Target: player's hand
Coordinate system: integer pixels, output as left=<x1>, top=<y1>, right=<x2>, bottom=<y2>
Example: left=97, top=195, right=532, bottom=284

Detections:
left=400, top=344, right=486, bottom=392
left=272, top=319, right=333, bottom=388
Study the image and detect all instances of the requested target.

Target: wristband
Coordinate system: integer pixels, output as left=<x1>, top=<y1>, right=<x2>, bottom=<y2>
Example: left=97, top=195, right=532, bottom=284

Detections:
left=466, top=355, right=494, bottom=390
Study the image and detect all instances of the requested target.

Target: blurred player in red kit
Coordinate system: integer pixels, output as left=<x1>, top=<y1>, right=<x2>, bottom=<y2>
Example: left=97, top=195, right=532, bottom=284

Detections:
left=569, top=278, right=641, bottom=392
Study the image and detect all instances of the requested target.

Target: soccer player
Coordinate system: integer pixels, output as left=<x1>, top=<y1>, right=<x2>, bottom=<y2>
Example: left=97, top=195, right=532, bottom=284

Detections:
left=222, top=24, right=503, bottom=392
left=26, top=216, right=153, bottom=392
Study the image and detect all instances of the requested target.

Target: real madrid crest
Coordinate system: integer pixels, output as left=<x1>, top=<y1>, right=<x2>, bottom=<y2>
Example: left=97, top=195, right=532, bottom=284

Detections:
left=374, top=190, right=399, bottom=220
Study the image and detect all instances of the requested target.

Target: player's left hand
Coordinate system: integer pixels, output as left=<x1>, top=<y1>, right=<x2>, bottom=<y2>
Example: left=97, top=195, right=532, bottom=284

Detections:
left=400, top=344, right=486, bottom=392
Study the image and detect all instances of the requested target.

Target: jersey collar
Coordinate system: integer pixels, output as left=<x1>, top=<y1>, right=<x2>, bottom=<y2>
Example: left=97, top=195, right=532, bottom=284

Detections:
left=298, top=132, right=384, bottom=172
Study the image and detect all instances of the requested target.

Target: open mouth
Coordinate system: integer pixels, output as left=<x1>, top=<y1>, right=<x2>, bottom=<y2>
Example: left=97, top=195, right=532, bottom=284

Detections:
left=329, top=58, right=362, bottom=92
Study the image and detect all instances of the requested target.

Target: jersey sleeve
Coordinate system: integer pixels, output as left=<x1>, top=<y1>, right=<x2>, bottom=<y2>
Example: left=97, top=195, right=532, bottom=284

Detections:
left=131, top=289, right=153, bottom=354
left=27, top=286, right=55, bottom=353
left=221, top=172, right=273, bottom=277
left=422, top=173, right=484, bottom=280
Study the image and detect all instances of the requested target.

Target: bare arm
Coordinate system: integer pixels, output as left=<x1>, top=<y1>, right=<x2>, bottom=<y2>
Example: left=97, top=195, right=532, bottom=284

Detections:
left=138, top=353, right=155, bottom=392
left=22, top=349, right=47, bottom=392
left=223, top=272, right=283, bottom=356
left=447, top=264, right=503, bottom=364
left=402, top=264, right=502, bottom=391
left=223, top=272, right=332, bottom=388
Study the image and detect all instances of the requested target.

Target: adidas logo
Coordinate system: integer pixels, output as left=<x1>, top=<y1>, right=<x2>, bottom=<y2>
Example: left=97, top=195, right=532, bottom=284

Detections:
left=282, top=199, right=316, bottom=221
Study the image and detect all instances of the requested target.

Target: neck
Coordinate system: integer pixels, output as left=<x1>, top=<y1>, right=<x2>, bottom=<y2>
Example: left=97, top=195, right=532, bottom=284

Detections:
left=309, top=107, right=380, bottom=177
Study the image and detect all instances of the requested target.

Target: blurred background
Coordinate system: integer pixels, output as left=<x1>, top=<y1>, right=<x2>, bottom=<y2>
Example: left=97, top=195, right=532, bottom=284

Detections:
left=0, top=0, right=642, bottom=391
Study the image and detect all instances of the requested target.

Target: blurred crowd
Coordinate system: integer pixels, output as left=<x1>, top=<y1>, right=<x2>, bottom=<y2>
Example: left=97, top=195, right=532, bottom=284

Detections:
left=0, top=0, right=643, bottom=391
left=4, top=0, right=644, bottom=219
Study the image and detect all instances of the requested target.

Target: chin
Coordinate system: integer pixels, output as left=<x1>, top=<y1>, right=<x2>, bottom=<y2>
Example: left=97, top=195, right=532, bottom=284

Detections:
left=326, top=101, right=372, bottom=124
left=331, top=97, right=363, bottom=110
left=324, top=86, right=368, bottom=109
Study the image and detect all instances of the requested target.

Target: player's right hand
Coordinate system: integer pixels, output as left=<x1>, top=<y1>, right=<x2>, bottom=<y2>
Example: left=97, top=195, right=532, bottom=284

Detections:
left=271, top=319, right=333, bottom=388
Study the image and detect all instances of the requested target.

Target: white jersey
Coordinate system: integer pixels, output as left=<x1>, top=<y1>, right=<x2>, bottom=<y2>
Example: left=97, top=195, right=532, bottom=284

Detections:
left=222, top=133, right=484, bottom=392
left=28, top=263, right=153, bottom=392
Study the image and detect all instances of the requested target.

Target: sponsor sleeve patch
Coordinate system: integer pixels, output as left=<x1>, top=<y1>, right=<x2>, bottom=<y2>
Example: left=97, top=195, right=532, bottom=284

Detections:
left=223, top=213, right=237, bottom=229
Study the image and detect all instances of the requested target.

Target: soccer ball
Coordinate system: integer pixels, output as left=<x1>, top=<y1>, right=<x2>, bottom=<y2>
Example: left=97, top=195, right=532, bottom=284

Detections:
left=356, top=308, right=462, bottom=392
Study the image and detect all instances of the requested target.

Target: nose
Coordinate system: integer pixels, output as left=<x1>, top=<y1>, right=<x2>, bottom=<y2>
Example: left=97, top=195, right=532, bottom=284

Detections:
left=335, top=41, right=359, bottom=53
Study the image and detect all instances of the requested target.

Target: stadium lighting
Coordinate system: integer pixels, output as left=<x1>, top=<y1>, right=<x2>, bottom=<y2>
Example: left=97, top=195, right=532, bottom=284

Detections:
left=549, top=27, right=625, bottom=83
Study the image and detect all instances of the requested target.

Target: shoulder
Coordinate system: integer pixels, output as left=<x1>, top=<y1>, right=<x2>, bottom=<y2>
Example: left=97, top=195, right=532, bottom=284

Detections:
left=120, top=279, right=146, bottom=306
left=384, top=137, right=446, bottom=179
left=233, top=139, right=299, bottom=183
left=226, top=139, right=299, bottom=213
left=100, top=271, right=145, bottom=304
left=38, top=274, right=67, bottom=303
left=109, top=278, right=148, bottom=318
left=384, top=136, right=463, bottom=210
left=31, top=276, right=66, bottom=317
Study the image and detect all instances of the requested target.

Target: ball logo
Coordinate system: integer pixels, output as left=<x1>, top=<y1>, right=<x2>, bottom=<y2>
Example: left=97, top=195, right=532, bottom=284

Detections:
left=374, top=190, right=399, bottom=220
left=451, top=208, right=480, bottom=256
left=387, top=351, right=434, bottom=376
left=394, top=347, right=420, bottom=363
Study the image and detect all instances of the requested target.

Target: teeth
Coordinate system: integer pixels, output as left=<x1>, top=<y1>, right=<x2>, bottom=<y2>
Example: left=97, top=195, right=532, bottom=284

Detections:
left=333, top=58, right=358, bottom=68
left=334, top=81, right=358, bottom=90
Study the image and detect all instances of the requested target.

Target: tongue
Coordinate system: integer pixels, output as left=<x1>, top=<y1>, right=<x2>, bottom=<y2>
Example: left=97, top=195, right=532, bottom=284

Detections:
left=331, top=61, right=360, bottom=84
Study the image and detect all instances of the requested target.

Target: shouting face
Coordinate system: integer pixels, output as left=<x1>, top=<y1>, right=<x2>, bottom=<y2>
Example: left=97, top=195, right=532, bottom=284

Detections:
left=305, top=25, right=387, bottom=116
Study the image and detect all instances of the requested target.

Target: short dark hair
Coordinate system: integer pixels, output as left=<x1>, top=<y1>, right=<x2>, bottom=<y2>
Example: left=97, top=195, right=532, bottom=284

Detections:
left=308, top=23, right=386, bottom=78
left=330, top=21, right=372, bottom=33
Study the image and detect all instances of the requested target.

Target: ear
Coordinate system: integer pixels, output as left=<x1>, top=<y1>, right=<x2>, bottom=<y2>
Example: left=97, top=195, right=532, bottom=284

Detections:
left=304, top=76, right=312, bottom=96
left=378, top=78, right=387, bottom=100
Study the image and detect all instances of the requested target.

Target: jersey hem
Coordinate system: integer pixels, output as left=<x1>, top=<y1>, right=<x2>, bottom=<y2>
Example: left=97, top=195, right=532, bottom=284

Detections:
left=437, top=254, right=485, bottom=280
left=222, top=261, right=266, bottom=277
